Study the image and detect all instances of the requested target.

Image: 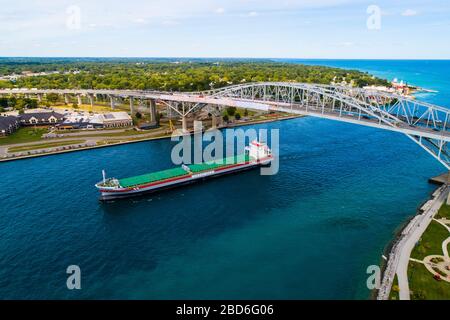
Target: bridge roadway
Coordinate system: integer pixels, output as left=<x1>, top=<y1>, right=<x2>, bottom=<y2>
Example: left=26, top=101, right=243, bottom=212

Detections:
left=1, top=82, right=450, bottom=168
left=1, top=88, right=448, bottom=142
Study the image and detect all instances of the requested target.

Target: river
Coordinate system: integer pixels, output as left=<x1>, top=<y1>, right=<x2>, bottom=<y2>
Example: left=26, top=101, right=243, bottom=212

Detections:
left=0, top=60, right=449, bottom=299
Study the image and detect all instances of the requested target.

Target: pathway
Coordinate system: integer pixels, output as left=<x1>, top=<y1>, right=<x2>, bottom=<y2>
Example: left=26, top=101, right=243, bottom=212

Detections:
left=394, top=187, right=447, bottom=299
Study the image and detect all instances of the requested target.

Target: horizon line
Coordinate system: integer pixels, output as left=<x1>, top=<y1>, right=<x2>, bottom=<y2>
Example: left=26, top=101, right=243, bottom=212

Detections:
left=1, top=56, right=450, bottom=61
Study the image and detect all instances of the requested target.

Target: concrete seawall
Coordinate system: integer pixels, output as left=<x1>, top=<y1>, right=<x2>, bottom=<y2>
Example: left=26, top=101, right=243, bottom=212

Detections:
left=377, top=184, right=448, bottom=300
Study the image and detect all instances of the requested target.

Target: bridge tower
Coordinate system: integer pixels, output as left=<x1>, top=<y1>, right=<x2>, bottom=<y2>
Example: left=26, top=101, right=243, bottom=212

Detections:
left=150, top=99, right=157, bottom=124
left=182, top=116, right=188, bottom=133
left=109, top=95, right=115, bottom=109
left=88, top=94, right=94, bottom=108
left=129, top=97, right=134, bottom=114
left=447, top=173, right=450, bottom=205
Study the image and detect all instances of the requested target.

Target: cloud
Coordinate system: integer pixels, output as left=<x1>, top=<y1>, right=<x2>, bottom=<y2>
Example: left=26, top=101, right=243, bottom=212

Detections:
left=133, top=18, right=149, bottom=24
left=402, top=9, right=418, bottom=16
left=247, top=11, right=259, bottom=17
left=162, top=19, right=180, bottom=26
left=215, top=7, right=225, bottom=14
left=337, top=42, right=355, bottom=47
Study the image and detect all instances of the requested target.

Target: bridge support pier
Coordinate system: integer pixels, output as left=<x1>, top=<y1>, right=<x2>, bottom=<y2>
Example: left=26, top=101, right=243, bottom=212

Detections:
left=446, top=172, right=450, bottom=205
left=211, top=116, right=217, bottom=129
left=64, top=94, right=69, bottom=105
left=129, top=97, right=134, bottom=115
left=150, top=99, right=157, bottom=124
left=88, top=95, right=94, bottom=108
left=110, top=96, right=115, bottom=109
left=182, top=116, right=188, bottom=133
left=77, top=95, right=82, bottom=106
left=37, top=94, right=43, bottom=104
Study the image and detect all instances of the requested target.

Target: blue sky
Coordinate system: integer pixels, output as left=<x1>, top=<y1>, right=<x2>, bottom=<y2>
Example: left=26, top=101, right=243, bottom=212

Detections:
left=0, top=0, right=449, bottom=58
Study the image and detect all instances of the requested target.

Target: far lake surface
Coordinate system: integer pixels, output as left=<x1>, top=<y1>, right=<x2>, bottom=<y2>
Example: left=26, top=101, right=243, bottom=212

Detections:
left=0, top=60, right=449, bottom=299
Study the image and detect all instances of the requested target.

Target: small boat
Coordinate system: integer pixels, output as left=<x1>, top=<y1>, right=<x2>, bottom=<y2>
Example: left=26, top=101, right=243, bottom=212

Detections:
left=95, top=140, right=273, bottom=200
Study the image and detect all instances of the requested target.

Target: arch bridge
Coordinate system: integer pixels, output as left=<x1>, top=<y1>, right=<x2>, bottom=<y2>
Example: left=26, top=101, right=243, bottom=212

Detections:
left=1, top=82, right=449, bottom=168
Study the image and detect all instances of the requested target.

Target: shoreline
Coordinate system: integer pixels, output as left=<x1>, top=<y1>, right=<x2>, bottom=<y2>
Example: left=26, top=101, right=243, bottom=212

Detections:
left=0, top=115, right=301, bottom=163
left=377, top=183, right=448, bottom=300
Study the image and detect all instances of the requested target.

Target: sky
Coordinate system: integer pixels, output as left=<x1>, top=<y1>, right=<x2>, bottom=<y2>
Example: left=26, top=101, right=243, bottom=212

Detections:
left=0, top=0, right=449, bottom=59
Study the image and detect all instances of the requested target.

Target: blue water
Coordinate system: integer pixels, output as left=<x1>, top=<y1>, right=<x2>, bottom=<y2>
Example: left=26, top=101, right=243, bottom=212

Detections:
left=276, top=59, right=450, bottom=108
left=0, top=60, right=449, bottom=299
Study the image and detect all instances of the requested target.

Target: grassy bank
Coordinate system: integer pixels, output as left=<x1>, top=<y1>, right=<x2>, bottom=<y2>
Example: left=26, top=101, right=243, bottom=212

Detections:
left=0, top=127, right=47, bottom=145
left=408, top=261, right=450, bottom=300
left=8, top=139, right=86, bottom=152
left=389, top=275, right=400, bottom=300
left=436, top=204, right=450, bottom=219
left=410, top=221, right=449, bottom=260
left=74, top=128, right=166, bottom=138
left=407, top=203, right=450, bottom=300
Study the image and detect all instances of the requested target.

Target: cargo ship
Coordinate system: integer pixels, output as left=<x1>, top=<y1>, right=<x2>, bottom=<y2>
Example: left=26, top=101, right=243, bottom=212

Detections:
left=95, top=140, right=272, bottom=200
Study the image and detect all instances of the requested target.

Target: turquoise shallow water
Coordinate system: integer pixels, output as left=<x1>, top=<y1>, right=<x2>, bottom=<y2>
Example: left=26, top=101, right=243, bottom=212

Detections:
left=0, top=60, right=449, bottom=299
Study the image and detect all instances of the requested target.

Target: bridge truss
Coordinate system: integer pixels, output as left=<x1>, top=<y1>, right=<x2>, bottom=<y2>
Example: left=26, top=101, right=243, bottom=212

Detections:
left=205, top=82, right=450, bottom=169
left=1, top=82, right=449, bottom=168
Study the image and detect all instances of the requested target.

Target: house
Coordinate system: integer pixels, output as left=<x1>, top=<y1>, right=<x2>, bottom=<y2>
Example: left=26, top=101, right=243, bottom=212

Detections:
left=20, top=112, right=65, bottom=126
left=0, top=116, right=20, bottom=136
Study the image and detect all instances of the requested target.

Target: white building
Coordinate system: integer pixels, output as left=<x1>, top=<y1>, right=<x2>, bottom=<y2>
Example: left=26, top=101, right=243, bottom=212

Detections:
left=58, top=111, right=132, bottom=130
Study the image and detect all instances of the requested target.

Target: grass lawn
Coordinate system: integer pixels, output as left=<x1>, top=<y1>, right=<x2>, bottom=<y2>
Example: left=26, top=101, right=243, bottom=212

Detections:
left=53, top=104, right=119, bottom=113
left=436, top=204, right=450, bottom=219
left=408, top=261, right=450, bottom=300
left=76, top=129, right=160, bottom=138
left=8, top=140, right=86, bottom=153
left=389, top=275, right=400, bottom=300
left=410, top=221, right=448, bottom=260
left=0, top=127, right=48, bottom=146
left=95, top=132, right=168, bottom=146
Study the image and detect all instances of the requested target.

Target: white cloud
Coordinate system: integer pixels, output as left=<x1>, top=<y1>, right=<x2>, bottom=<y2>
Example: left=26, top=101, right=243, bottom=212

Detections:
left=247, top=11, right=259, bottom=17
left=133, top=18, right=148, bottom=24
left=337, top=42, right=355, bottom=47
left=162, top=19, right=180, bottom=26
left=215, top=7, right=225, bottom=14
left=402, top=9, right=418, bottom=16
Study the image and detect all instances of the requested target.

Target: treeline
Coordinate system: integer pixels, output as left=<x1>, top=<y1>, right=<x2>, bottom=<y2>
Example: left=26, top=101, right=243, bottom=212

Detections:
left=0, top=59, right=389, bottom=91
left=0, top=97, right=38, bottom=113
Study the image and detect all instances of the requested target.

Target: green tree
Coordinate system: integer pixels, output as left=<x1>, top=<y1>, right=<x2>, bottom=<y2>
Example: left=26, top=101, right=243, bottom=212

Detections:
left=15, top=99, right=26, bottom=111
left=226, top=107, right=237, bottom=116
left=235, top=112, right=241, bottom=120
left=223, top=115, right=229, bottom=123
left=46, top=93, right=59, bottom=104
